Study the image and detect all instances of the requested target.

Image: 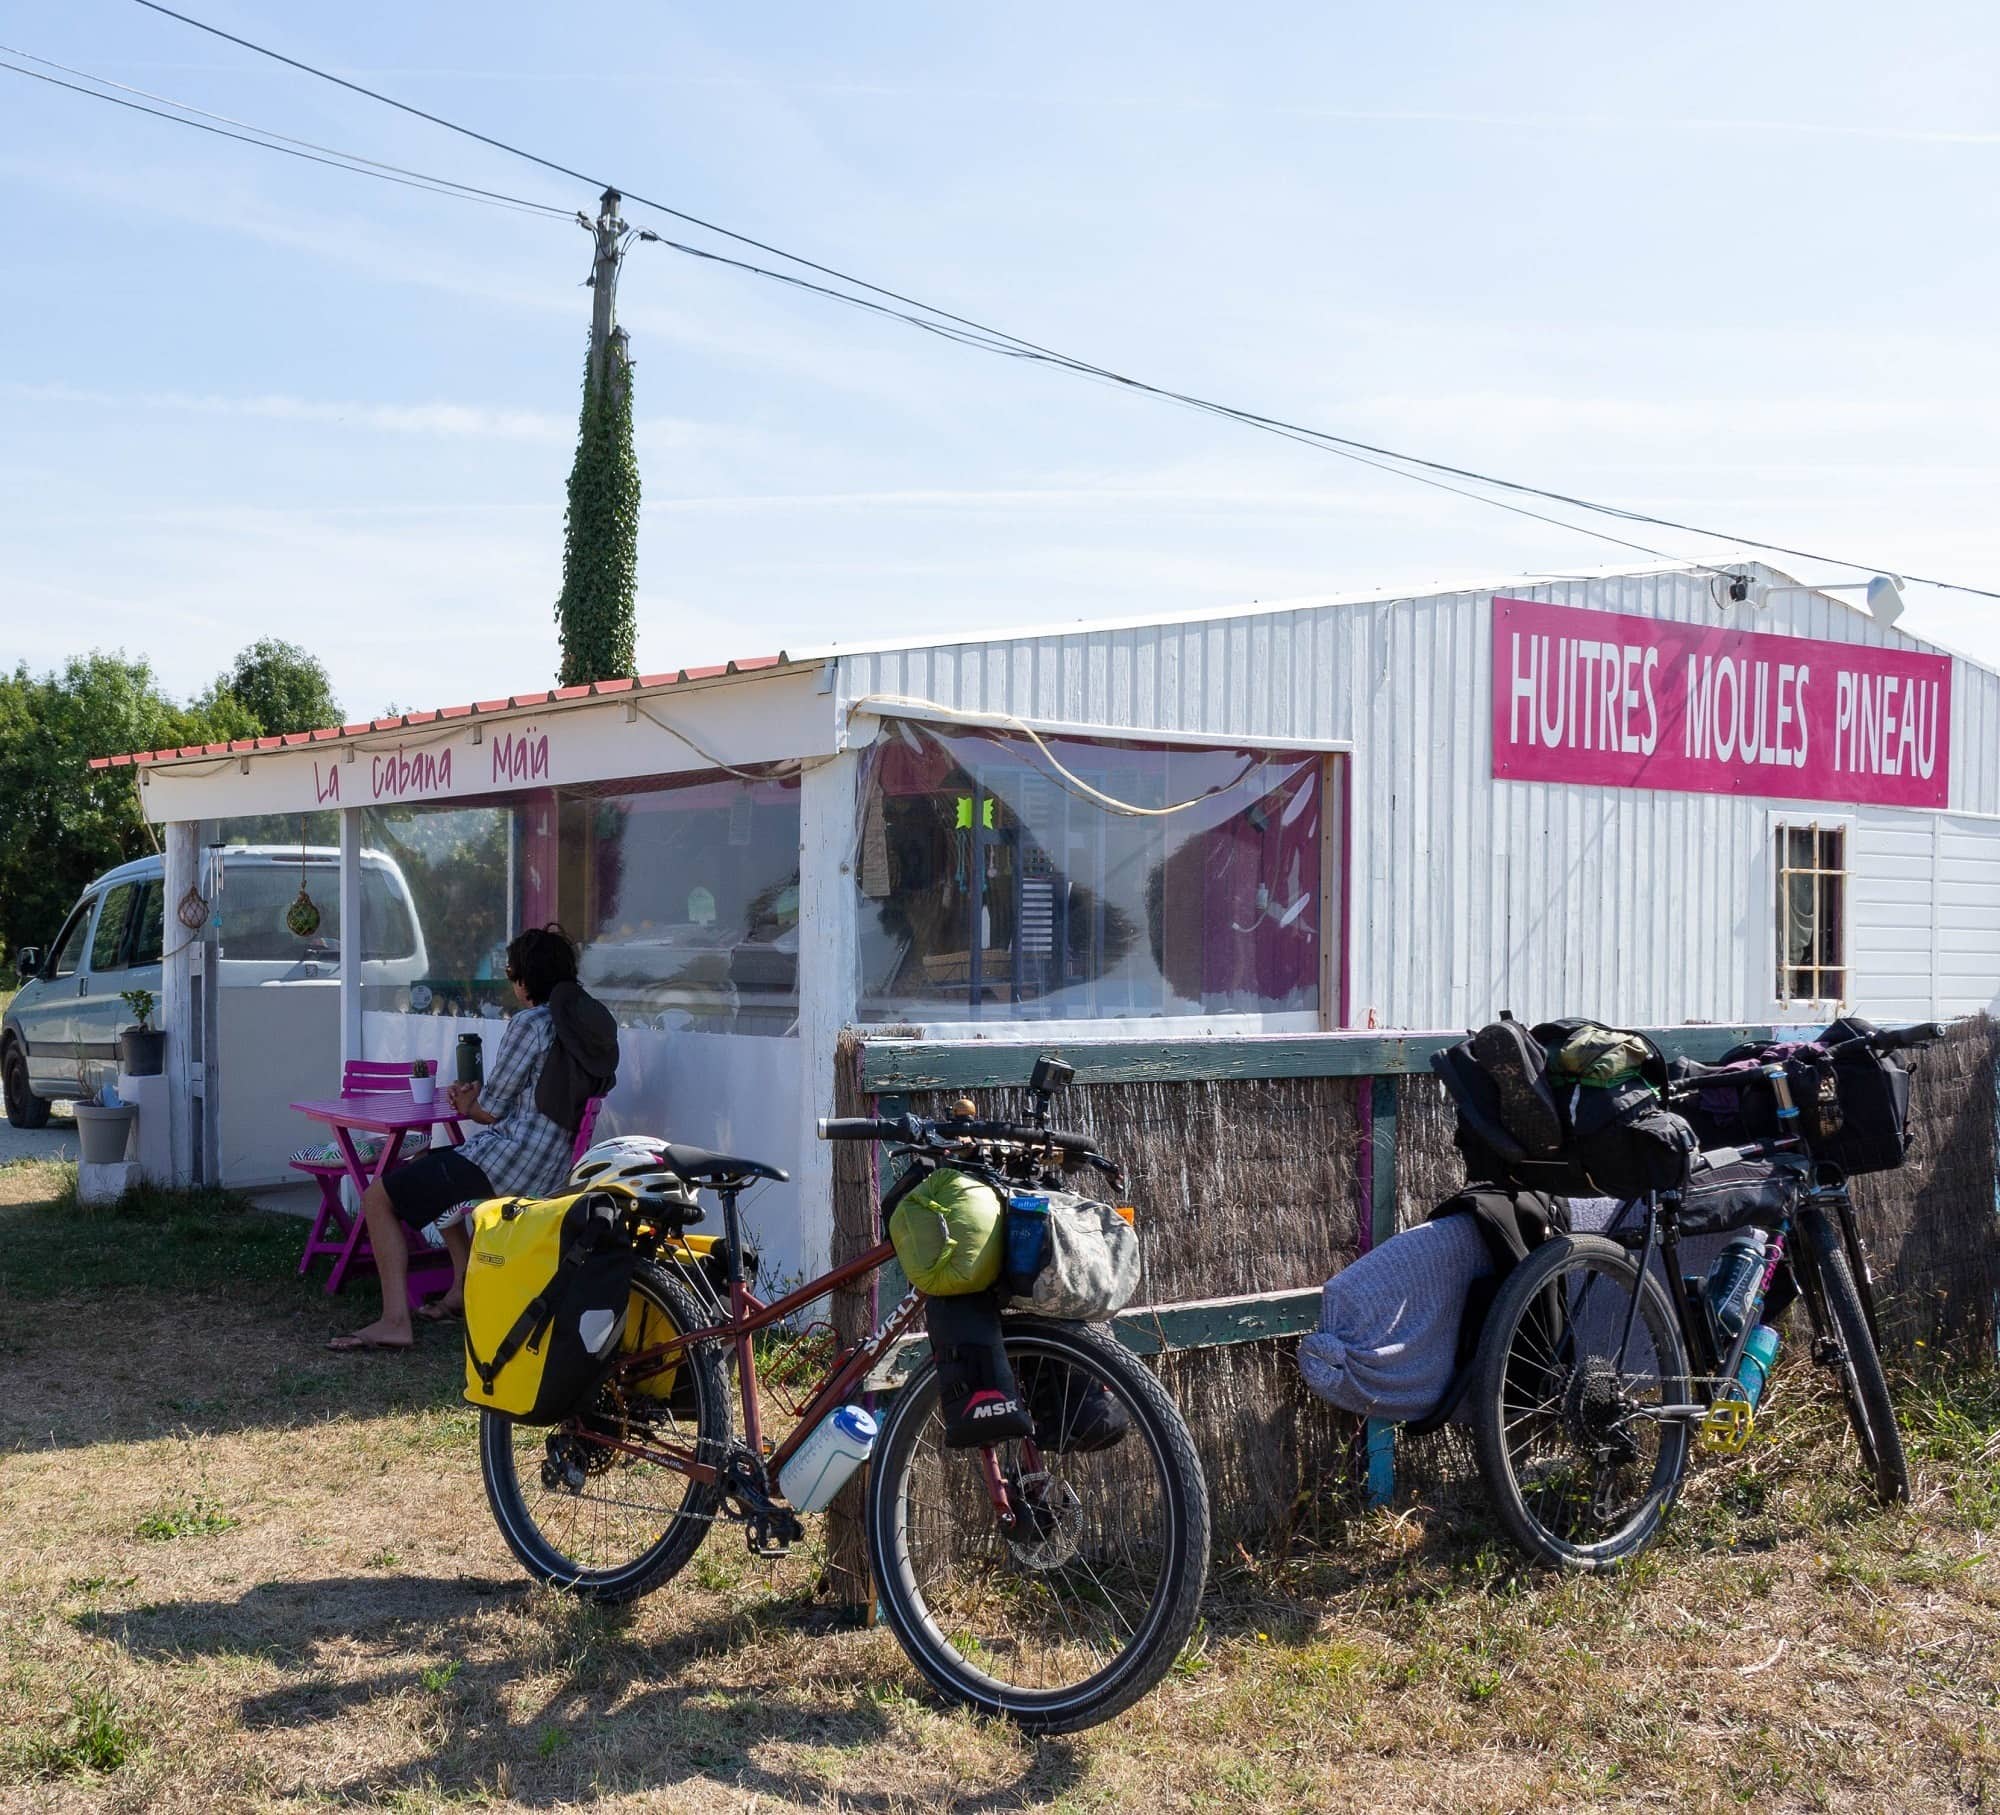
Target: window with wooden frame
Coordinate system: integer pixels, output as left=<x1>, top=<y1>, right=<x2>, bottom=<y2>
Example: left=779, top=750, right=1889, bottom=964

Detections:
left=1774, top=822, right=1846, bottom=1005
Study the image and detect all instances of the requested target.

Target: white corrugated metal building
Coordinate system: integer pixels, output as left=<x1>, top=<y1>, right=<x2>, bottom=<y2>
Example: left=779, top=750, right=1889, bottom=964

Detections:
left=92, top=559, right=2000, bottom=1274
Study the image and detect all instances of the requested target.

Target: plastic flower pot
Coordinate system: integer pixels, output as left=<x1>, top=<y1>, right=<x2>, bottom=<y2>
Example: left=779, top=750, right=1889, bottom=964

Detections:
left=118, top=1027, right=166, bottom=1076
left=74, top=1103, right=137, bottom=1165
left=410, top=1073, right=436, bottom=1107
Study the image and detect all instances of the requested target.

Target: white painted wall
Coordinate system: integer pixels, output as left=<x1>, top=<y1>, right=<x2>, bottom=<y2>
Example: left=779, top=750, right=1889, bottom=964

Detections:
left=218, top=984, right=341, bottom=1188
left=1850, top=809, right=2000, bottom=1021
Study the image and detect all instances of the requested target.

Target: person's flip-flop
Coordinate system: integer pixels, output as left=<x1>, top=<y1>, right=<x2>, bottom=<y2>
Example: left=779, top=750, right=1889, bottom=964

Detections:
left=414, top=1301, right=463, bottom=1323
left=327, top=1332, right=416, bottom=1353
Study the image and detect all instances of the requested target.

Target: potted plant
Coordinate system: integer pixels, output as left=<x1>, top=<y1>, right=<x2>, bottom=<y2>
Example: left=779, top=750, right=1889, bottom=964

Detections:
left=73, top=1082, right=137, bottom=1165
left=118, top=988, right=165, bottom=1076
left=409, top=1058, right=436, bottom=1107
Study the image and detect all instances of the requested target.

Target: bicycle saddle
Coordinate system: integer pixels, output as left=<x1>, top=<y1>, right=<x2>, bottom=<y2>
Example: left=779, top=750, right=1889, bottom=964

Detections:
left=658, top=1142, right=789, bottom=1185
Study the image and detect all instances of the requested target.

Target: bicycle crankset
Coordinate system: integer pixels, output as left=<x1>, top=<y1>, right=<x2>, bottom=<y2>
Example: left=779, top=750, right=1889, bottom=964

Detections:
left=716, top=1445, right=804, bottom=1557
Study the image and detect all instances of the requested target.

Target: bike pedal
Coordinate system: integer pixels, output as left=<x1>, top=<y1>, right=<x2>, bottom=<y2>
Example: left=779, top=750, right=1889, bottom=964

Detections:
left=1698, top=1398, right=1755, bottom=1455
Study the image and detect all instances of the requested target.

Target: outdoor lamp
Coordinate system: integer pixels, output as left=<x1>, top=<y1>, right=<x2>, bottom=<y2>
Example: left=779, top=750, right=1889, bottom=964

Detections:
left=1745, top=574, right=1906, bottom=627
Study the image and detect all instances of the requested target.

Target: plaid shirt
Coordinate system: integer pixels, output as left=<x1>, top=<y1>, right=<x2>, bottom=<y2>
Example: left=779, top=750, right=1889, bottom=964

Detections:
left=457, top=1005, right=573, bottom=1199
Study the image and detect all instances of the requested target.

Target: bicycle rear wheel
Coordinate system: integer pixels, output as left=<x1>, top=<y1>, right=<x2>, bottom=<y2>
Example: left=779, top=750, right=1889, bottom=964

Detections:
left=1470, top=1233, right=1692, bottom=1572
left=480, top=1263, right=729, bottom=1603
left=866, top=1316, right=1209, bottom=1734
left=1797, top=1206, right=1909, bottom=1504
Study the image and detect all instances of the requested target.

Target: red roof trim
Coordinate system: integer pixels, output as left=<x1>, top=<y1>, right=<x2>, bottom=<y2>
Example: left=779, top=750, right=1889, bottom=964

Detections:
left=86, top=652, right=793, bottom=767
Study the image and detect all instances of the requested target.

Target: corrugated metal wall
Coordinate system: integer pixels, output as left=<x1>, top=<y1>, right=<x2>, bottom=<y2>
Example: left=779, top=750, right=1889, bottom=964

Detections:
left=1851, top=810, right=2000, bottom=1021
left=837, top=564, right=2000, bottom=1029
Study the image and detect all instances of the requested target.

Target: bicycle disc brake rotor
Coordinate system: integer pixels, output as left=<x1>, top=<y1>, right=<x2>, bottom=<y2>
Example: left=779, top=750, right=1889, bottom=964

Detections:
left=1004, top=1470, right=1085, bottom=1571
left=1562, top=1357, right=1642, bottom=1467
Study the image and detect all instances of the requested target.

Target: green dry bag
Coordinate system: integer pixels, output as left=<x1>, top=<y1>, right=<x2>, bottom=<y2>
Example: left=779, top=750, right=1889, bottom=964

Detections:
left=889, top=1168, right=1004, bottom=1296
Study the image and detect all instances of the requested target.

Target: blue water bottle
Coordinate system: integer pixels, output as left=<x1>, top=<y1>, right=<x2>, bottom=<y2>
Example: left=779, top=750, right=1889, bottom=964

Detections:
left=1706, top=1229, right=1769, bottom=1339
left=1736, top=1324, right=1782, bottom=1412
left=1006, top=1193, right=1051, bottom=1290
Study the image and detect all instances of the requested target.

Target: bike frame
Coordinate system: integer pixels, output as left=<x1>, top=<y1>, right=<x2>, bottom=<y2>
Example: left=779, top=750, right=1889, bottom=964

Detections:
left=588, top=1184, right=928, bottom=1492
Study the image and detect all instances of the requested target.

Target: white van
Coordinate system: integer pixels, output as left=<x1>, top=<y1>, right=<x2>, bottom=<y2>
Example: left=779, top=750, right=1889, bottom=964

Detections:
left=3, top=846, right=427, bottom=1126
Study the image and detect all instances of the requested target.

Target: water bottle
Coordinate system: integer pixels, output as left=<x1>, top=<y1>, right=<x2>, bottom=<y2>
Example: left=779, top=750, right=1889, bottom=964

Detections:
left=455, top=1032, right=484, bottom=1087
left=777, top=1404, right=878, bottom=1513
left=1736, top=1324, right=1782, bottom=1412
left=1764, top=1062, right=1799, bottom=1127
left=1706, top=1229, right=1769, bottom=1339
left=1006, top=1194, right=1051, bottom=1289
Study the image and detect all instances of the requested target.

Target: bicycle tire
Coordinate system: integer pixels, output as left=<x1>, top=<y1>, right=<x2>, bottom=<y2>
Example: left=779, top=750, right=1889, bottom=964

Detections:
left=480, top=1262, right=729, bottom=1603
left=1798, top=1206, right=1909, bottom=1504
left=866, top=1315, right=1209, bottom=1734
left=1470, top=1234, right=1692, bottom=1572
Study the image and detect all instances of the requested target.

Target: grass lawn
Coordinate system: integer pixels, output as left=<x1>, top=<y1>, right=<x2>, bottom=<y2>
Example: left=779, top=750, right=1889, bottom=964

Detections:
left=1, top=1161, right=1997, bottom=1812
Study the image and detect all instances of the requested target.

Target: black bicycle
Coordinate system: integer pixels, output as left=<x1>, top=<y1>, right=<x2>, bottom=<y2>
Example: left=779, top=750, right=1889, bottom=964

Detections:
left=1461, top=1019, right=1940, bottom=1571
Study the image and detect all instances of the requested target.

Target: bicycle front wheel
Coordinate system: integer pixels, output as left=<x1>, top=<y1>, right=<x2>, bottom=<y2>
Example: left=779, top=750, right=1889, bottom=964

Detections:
left=1470, top=1233, right=1692, bottom=1572
left=480, top=1262, right=729, bottom=1603
left=1798, top=1206, right=1909, bottom=1504
left=866, top=1315, right=1209, bottom=1734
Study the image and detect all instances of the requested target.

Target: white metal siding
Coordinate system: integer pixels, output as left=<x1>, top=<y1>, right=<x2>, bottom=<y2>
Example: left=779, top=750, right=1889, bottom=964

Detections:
left=837, top=565, right=2000, bottom=1031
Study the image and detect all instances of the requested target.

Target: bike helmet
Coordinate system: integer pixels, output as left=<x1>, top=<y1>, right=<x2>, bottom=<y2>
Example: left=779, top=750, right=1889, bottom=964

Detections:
left=569, top=1135, right=702, bottom=1219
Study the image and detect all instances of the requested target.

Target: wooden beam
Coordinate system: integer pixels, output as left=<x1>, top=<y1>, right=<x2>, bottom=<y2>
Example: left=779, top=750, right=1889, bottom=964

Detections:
left=861, top=1286, right=1325, bottom=1390
left=860, top=1025, right=1775, bottom=1091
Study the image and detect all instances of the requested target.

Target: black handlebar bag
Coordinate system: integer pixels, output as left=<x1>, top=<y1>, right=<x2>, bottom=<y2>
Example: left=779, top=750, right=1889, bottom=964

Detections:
left=1676, top=1017, right=1914, bottom=1176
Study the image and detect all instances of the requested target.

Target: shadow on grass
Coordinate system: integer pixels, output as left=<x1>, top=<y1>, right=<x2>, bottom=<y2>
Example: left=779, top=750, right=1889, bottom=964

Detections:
left=92, top=1572, right=1088, bottom=1811
left=0, top=1189, right=476, bottom=1452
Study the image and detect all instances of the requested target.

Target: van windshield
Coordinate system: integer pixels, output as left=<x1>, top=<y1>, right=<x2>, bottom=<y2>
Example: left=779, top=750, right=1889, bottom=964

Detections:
left=215, top=862, right=417, bottom=962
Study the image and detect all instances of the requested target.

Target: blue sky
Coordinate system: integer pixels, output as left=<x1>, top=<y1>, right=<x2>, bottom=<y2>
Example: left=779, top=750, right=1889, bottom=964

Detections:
left=6, top=1, right=2000, bottom=720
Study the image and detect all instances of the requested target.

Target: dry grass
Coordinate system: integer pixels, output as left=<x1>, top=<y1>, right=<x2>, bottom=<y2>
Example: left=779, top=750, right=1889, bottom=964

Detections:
left=3, top=1186, right=1998, bottom=1813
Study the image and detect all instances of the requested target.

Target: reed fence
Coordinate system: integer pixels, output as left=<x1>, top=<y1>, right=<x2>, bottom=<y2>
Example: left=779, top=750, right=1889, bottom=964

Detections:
left=821, top=1018, right=2000, bottom=1596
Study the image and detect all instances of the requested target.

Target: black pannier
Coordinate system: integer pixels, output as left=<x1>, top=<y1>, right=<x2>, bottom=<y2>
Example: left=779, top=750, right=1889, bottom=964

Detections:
left=1433, top=1014, right=1696, bottom=1199
left=1672, top=1016, right=1914, bottom=1177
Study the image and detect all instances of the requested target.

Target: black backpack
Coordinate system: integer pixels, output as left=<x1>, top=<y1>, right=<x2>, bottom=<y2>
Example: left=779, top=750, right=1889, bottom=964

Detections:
left=1433, top=1013, right=1696, bottom=1199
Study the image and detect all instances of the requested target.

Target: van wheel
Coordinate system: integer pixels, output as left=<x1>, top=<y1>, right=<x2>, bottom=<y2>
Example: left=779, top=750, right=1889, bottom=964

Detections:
left=4, top=1046, right=52, bottom=1130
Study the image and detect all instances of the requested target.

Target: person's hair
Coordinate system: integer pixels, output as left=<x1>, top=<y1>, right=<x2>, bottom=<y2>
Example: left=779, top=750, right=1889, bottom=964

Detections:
left=505, top=924, right=578, bottom=1006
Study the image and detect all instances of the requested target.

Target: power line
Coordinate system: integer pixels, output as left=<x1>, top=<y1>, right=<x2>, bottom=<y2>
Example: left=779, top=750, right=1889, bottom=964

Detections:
left=0, top=53, right=571, bottom=221
left=96, top=4, right=2000, bottom=601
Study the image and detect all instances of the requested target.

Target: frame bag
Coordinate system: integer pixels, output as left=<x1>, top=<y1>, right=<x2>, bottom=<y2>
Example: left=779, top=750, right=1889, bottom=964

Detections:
left=464, top=1190, right=636, bottom=1423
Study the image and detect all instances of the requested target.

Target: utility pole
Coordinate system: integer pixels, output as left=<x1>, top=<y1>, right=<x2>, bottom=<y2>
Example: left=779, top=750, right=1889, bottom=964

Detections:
left=555, top=186, right=641, bottom=686
left=586, top=187, right=627, bottom=400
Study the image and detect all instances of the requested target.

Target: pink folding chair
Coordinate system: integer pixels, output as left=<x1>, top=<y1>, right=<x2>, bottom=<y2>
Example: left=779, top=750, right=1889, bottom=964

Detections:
left=294, top=1061, right=439, bottom=1294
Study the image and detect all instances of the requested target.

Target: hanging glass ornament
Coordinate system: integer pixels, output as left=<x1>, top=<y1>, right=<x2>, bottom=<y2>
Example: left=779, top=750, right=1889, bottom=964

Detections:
left=285, top=817, right=322, bottom=938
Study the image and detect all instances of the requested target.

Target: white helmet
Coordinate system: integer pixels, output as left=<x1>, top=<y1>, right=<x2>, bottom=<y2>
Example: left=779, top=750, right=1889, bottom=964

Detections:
left=570, top=1135, right=690, bottom=1205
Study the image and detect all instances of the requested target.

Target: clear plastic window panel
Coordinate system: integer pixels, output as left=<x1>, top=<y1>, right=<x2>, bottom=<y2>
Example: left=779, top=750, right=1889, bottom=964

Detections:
left=856, top=719, right=1324, bottom=1023
left=360, top=770, right=801, bottom=1032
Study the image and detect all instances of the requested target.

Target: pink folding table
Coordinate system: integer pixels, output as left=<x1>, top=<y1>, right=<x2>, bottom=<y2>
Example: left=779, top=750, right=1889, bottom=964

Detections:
left=290, top=1091, right=466, bottom=1300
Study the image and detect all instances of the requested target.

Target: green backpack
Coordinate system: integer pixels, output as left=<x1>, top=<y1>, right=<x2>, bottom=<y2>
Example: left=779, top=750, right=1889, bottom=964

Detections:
left=889, top=1169, right=1004, bottom=1296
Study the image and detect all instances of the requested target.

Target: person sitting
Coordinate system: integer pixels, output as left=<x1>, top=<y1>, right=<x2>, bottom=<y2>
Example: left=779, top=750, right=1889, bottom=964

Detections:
left=329, top=924, right=618, bottom=1352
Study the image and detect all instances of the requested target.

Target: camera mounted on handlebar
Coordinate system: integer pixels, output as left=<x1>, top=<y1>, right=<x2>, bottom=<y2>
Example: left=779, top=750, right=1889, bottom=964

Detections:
left=1025, top=1055, right=1075, bottom=1130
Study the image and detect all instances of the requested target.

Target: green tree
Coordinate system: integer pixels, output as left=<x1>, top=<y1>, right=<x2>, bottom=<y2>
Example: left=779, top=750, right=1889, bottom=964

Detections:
left=201, top=638, right=341, bottom=737
left=0, top=642, right=344, bottom=978
left=0, top=654, right=205, bottom=971
left=554, top=334, right=639, bottom=686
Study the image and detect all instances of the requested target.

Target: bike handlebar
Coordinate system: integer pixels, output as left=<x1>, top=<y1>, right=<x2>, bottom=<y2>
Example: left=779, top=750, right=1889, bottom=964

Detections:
left=1858, top=1020, right=1946, bottom=1053
left=817, top=1113, right=1100, bottom=1156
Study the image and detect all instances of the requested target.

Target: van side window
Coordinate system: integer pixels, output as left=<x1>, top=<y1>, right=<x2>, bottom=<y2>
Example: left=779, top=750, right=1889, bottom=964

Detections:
left=47, top=899, right=96, bottom=979
left=90, top=883, right=138, bottom=972
left=132, top=882, right=165, bottom=966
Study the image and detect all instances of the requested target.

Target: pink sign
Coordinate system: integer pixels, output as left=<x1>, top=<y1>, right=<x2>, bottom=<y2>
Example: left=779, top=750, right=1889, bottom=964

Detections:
left=1491, top=596, right=1951, bottom=808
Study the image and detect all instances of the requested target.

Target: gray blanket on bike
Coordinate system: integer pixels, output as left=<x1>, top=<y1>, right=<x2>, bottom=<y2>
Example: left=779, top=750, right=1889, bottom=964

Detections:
left=1296, top=1214, right=1493, bottom=1421
left=1297, top=1195, right=1626, bottom=1422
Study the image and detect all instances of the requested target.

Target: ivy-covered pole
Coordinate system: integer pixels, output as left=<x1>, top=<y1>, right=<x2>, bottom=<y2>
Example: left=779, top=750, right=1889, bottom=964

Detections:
left=555, top=188, right=639, bottom=687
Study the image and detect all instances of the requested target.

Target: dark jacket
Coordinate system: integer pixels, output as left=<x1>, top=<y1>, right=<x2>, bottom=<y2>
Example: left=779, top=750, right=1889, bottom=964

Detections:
left=535, top=979, right=620, bottom=1133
